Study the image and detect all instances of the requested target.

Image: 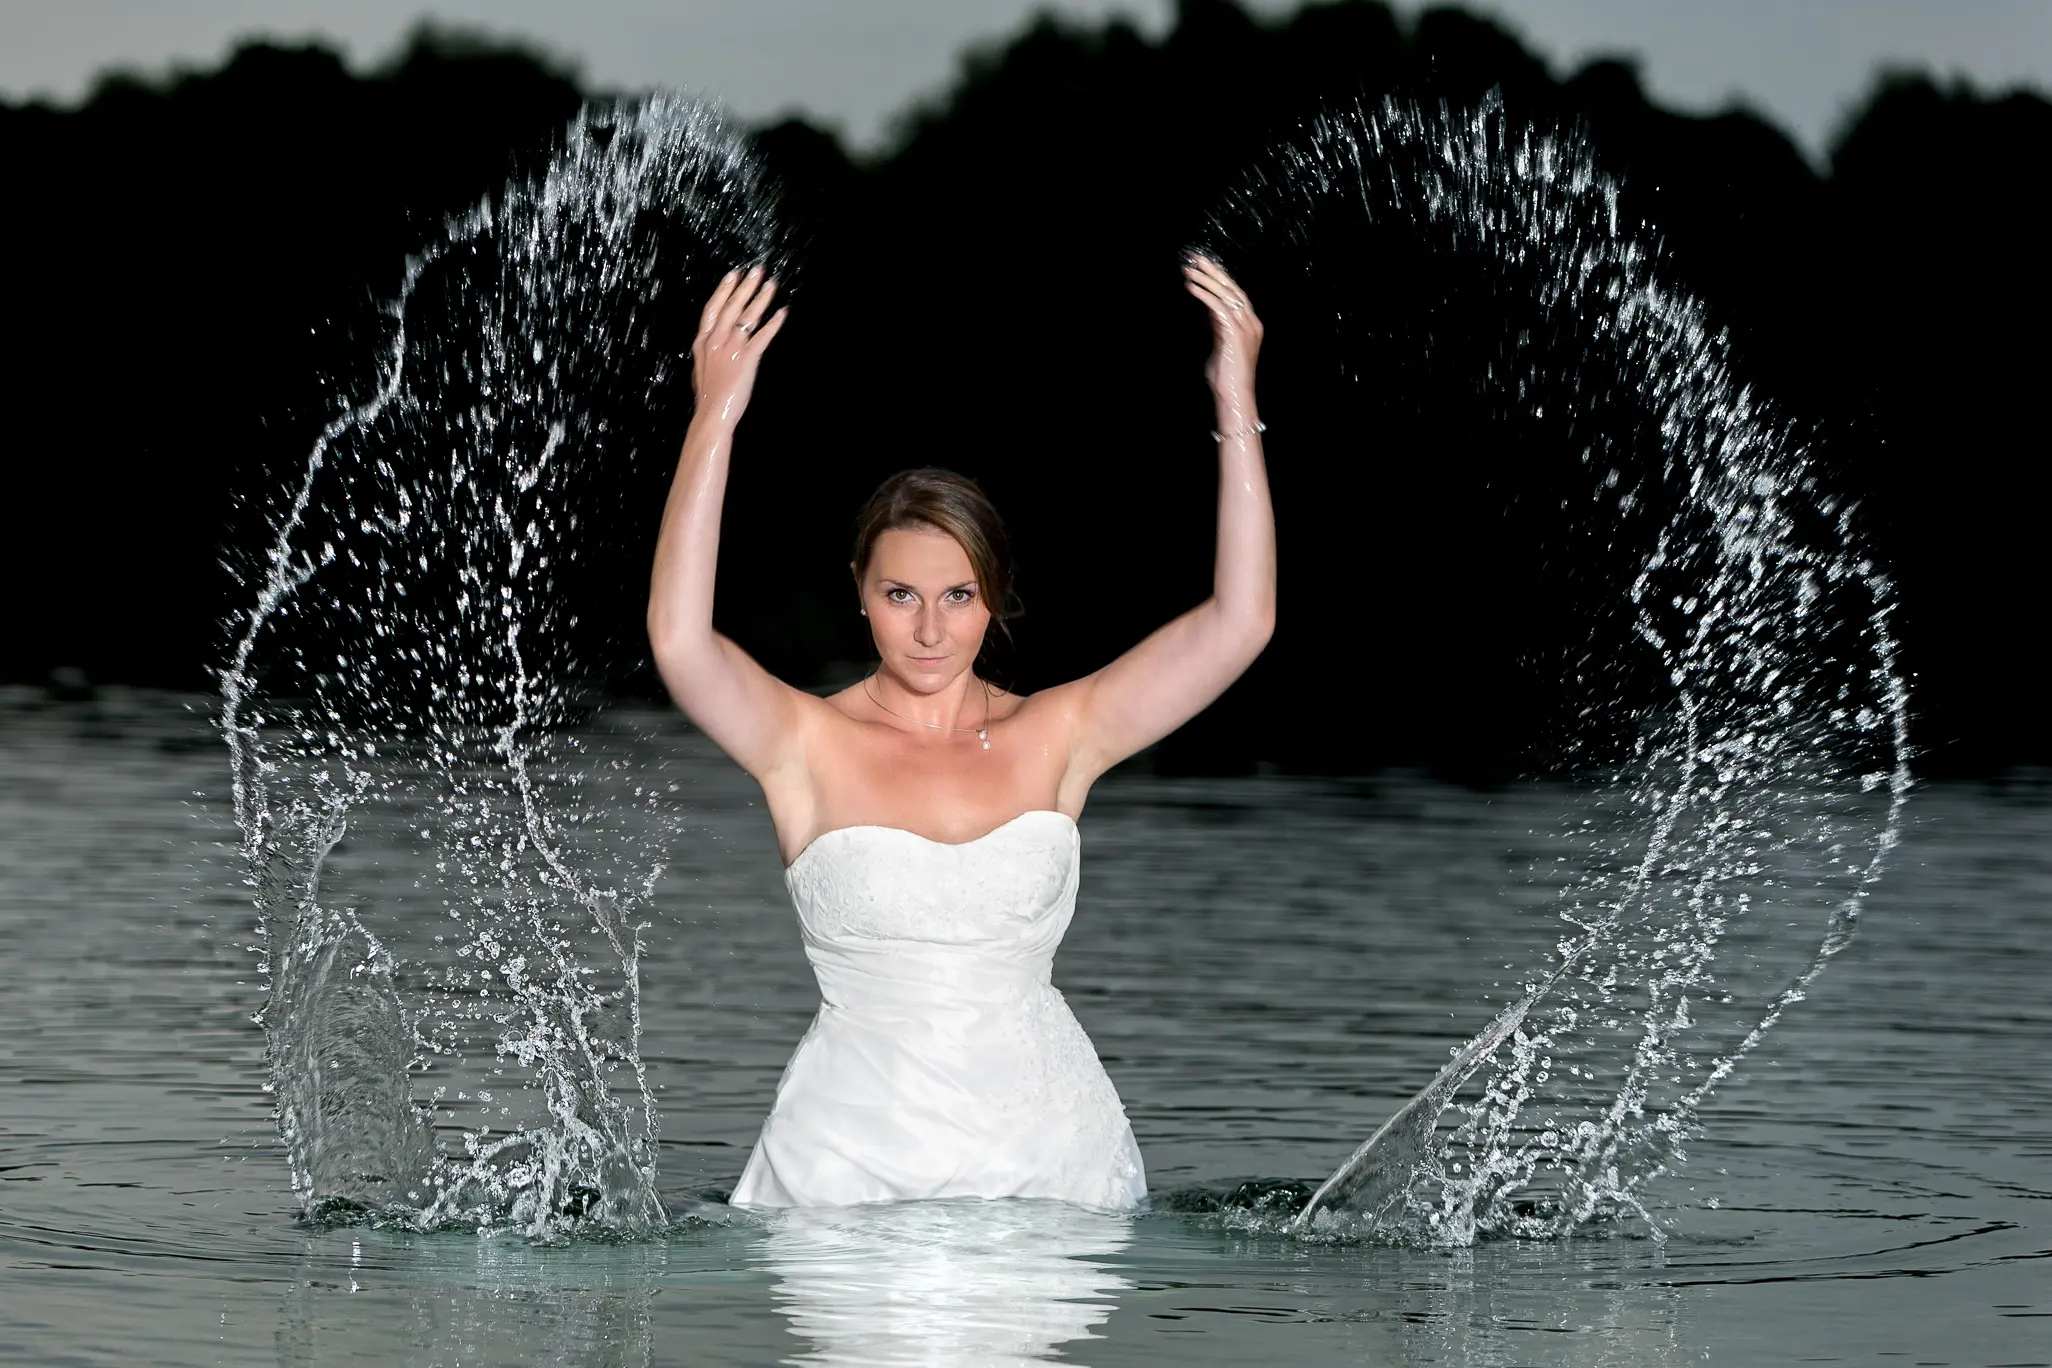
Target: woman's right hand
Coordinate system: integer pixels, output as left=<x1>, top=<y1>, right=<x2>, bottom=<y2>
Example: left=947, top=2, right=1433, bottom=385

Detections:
left=691, top=266, right=788, bottom=430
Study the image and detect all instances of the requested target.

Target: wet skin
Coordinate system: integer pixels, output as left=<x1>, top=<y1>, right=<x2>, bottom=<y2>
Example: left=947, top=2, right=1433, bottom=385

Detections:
left=645, top=258, right=1277, bottom=866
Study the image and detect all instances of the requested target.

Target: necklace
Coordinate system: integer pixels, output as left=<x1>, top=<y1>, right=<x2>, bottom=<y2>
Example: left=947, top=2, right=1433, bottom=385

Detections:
left=862, top=673, right=992, bottom=749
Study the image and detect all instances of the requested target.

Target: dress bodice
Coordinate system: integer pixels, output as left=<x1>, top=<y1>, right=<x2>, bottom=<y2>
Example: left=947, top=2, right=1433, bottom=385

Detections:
left=782, top=810, right=1080, bottom=1012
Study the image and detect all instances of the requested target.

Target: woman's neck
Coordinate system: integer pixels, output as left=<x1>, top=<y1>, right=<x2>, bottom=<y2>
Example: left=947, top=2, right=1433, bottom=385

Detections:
left=867, top=667, right=988, bottom=733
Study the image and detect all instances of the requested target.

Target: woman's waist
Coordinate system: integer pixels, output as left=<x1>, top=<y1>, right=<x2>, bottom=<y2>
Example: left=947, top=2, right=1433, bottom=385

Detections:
left=791, top=985, right=1106, bottom=1084
left=804, top=939, right=1057, bottom=1012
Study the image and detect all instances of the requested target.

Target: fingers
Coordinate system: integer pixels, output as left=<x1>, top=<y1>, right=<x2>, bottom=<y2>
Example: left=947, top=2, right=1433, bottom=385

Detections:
left=747, top=305, right=790, bottom=353
left=715, top=266, right=766, bottom=335
left=1184, top=253, right=1256, bottom=321
left=1187, top=252, right=1242, bottom=298
left=1182, top=260, right=1234, bottom=321
left=734, top=276, right=779, bottom=337
left=698, top=267, right=743, bottom=335
left=689, top=267, right=785, bottom=423
left=1183, top=253, right=1262, bottom=401
left=702, top=264, right=772, bottom=338
left=1184, top=280, right=1233, bottom=330
left=1183, top=272, right=1230, bottom=312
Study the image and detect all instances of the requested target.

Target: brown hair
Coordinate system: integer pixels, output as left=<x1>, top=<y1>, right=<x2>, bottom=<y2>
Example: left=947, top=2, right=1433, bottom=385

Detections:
left=852, top=467, right=1018, bottom=643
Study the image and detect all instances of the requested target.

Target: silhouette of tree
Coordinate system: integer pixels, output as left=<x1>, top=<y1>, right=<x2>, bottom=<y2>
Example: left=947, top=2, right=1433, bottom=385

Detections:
left=1, top=2, right=2043, bottom=773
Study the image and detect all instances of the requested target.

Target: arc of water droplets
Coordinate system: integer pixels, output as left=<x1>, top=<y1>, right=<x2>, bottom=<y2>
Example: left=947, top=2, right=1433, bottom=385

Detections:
left=222, top=96, right=780, bottom=1237
left=1211, top=94, right=1912, bottom=1243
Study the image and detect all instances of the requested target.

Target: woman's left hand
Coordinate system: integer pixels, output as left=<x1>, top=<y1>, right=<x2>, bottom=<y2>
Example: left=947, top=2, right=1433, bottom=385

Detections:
left=1183, top=254, right=1263, bottom=420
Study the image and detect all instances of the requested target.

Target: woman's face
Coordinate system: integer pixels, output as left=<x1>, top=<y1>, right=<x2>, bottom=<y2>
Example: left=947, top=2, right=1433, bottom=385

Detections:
left=857, top=526, right=991, bottom=692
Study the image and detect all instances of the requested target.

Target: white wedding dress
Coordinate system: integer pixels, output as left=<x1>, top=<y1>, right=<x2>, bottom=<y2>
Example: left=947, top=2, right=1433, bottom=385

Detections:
left=730, top=809, right=1147, bottom=1209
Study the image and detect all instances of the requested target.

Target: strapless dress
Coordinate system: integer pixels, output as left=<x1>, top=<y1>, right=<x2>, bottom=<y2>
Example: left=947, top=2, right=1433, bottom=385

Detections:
left=729, top=810, right=1147, bottom=1209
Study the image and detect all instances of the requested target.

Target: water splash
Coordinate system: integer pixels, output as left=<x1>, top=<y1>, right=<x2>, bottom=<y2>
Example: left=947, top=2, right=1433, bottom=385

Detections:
left=1204, top=95, right=1911, bottom=1243
left=221, top=96, right=781, bottom=1238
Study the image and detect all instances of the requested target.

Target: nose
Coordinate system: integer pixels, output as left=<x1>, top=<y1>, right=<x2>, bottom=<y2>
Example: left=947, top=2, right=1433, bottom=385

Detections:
left=914, top=602, right=944, bottom=647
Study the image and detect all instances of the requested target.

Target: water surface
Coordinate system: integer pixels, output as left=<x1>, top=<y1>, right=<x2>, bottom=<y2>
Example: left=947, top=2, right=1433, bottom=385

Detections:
left=2, top=688, right=2046, bottom=1365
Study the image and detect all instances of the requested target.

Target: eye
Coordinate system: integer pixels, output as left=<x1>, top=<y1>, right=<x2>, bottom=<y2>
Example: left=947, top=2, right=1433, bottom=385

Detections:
left=944, top=588, right=976, bottom=604
left=886, top=587, right=914, bottom=604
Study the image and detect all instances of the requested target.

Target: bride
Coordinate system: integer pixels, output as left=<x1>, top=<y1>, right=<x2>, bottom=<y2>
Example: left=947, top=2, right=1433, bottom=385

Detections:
left=646, top=256, right=1275, bottom=1208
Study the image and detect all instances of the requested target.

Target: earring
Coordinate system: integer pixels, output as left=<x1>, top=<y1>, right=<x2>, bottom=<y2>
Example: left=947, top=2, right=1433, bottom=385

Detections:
left=859, top=608, right=867, bottom=617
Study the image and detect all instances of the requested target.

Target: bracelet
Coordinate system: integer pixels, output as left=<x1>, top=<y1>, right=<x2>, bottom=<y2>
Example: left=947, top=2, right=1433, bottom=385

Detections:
left=1212, top=420, right=1267, bottom=443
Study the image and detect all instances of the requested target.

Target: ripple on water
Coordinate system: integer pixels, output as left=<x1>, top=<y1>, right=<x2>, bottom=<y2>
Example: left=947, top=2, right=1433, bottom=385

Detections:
left=4, top=695, right=2049, bottom=1362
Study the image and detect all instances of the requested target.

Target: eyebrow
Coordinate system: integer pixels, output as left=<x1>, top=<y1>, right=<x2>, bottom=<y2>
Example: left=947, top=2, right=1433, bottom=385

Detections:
left=881, top=580, right=978, bottom=593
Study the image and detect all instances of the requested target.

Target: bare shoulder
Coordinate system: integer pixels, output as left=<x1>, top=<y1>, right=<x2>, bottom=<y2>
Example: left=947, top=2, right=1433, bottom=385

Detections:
left=794, top=681, right=868, bottom=734
left=999, top=675, right=1099, bottom=772
left=999, top=675, right=1087, bottom=730
left=757, top=684, right=858, bottom=780
left=793, top=677, right=905, bottom=754
left=750, top=685, right=859, bottom=845
left=815, top=678, right=879, bottom=725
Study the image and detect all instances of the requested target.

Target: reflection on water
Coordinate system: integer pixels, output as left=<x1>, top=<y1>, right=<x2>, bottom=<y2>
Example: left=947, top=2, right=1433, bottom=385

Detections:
left=1398, top=1246, right=1688, bottom=1368
left=262, top=1201, right=1132, bottom=1368
left=278, top=1268, right=657, bottom=1368
left=756, top=1201, right=1132, bottom=1367
left=275, top=1235, right=665, bottom=1368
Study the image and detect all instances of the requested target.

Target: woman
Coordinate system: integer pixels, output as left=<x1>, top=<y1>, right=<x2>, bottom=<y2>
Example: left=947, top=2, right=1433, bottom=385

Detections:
left=647, top=256, right=1275, bottom=1208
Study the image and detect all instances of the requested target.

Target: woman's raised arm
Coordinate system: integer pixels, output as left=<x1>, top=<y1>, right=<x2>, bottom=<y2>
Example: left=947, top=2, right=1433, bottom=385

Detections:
left=1061, top=255, right=1277, bottom=786
left=645, top=267, right=802, bottom=782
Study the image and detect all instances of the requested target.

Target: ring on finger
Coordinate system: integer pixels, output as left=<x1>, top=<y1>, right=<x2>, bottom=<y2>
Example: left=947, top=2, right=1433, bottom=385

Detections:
left=736, top=321, right=755, bottom=333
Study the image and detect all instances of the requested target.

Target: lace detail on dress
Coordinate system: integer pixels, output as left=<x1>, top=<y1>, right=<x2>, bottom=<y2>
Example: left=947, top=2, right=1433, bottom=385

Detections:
left=989, top=984, right=1146, bottom=1208
left=784, top=812, right=1078, bottom=945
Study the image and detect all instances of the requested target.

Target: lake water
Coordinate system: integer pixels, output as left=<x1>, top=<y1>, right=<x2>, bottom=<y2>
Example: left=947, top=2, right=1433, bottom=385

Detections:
left=2, top=686, right=2047, bottom=1366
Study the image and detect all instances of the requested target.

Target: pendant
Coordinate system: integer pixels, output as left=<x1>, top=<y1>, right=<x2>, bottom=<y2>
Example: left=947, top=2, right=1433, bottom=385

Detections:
left=978, top=729, right=989, bottom=750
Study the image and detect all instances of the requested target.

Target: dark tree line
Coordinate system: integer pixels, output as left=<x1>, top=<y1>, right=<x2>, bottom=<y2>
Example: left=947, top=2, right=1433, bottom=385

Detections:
left=2, top=1, right=2045, bottom=775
